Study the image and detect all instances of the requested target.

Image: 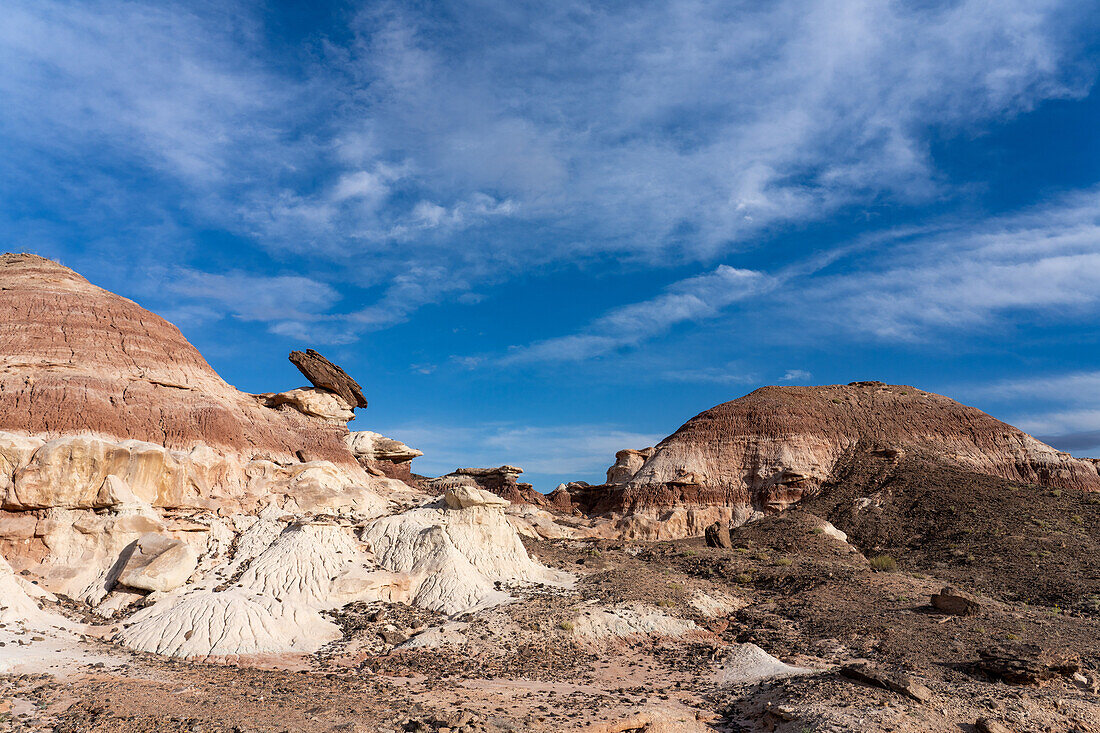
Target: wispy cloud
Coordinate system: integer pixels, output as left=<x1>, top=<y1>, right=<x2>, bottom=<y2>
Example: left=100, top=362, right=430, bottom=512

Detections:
left=503, top=266, right=773, bottom=363
left=958, top=370, right=1100, bottom=455
left=800, top=189, right=1100, bottom=340
left=780, top=369, right=813, bottom=382
left=2, top=0, right=1096, bottom=338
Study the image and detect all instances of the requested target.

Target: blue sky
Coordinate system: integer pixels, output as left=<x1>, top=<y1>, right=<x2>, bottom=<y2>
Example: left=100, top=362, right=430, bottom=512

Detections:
left=3, top=0, right=1100, bottom=489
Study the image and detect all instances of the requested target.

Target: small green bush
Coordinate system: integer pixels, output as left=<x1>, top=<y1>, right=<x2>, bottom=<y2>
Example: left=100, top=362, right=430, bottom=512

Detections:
left=831, top=398, right=842, bottom=404
left=774, top=557, right=793, bottom=567
left=558, top=620, right=574, bottom=631
left=735, top=573, right=752, bottom=584
left=1071, top=514, right=1084, bottom=525
left=811, top=527, right=825, bottom=535
left=869, top=555, right=898, bottom=572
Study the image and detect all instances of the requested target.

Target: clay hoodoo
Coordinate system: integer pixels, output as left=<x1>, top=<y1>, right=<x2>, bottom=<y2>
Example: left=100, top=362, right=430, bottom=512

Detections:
left=0, top=253, right=570, bottom=660
left=577, top=381, right=1100, bottom=539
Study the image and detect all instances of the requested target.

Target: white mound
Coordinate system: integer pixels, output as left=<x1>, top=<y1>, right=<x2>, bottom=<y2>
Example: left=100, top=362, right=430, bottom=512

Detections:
left=237, top=523, right=363, bottom=605
left=119, top=588, right=339, bottom=657
left=689, top=590, right=747, bottom=618
left=361, top=496, right=573, bottom=614
left=572, top=604, right=698, bottom=640
left=0, top=555, right=70, bottom=631
left=716, top=643, right=818, bottom=685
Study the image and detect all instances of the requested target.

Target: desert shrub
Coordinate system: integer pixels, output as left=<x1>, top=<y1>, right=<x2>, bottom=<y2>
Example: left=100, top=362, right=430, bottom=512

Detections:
left=1071, top=514, right=1084, bottom=525
left=869, top=555, right=897, bottom=572
left=735, top=573, right=752, bottom=584
left=774, top=558, right=793, bottom=567
left=811, top=527, right=825, bottom=535
left=558, top=620, right=574, bottom=631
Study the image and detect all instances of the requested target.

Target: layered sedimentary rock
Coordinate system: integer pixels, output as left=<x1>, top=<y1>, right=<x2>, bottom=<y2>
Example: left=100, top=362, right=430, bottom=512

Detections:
left=576, top=382, right=1100, bottom=539
left=0, top=254, right=358, bottom=468
left=606, top=448, right=655, bottom=485
left=0, top=253, right=574, bottom=659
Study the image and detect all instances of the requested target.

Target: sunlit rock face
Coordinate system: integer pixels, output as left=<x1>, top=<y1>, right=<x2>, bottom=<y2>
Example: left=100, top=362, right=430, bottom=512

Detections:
left=576, top=382, right=1100, bottom=540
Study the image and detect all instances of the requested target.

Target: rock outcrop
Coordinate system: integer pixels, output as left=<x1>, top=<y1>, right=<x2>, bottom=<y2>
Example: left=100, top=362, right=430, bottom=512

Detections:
left=572, top=382, right=1100, bottom=540
left=606, top=448, right=655, bottom=485
left=346, top=430, right=423, bottom=484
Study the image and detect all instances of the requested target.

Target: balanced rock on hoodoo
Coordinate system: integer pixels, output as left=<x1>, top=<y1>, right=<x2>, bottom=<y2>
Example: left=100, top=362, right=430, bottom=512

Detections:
left=289, top=348, right=368, bottom=409
left=564, top=382, right=1100, bottom=540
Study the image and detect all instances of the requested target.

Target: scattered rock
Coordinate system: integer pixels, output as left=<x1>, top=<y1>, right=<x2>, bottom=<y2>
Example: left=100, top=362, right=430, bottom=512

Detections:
left=976, top=644, right=1081, bottom=685
left=840, top=663, right=932, bottom=702
left=931, top=586, right=982, bottom=616
left=380, top=629, right=409, bottom=646
left=976, top=718, right=1014, bottom=733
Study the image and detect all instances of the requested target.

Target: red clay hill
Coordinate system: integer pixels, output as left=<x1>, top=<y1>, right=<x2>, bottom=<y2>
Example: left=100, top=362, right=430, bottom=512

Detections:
left=564, top=381, right=1100, bottom=539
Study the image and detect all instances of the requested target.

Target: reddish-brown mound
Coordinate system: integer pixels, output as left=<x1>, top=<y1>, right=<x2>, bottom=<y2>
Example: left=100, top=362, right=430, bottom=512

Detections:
left=0, top=253, right=355, bottom=465
left=572, top=381, right=1100, bottom=539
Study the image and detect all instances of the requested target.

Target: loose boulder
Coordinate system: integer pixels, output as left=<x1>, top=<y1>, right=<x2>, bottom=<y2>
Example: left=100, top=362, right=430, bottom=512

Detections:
left=116, top=534, right=199, bottom=593
left=840, top=663, right=933, bottom=702
left=704, top=521, right=732, bottom=548
left=931, top=586, right=982, bottom=616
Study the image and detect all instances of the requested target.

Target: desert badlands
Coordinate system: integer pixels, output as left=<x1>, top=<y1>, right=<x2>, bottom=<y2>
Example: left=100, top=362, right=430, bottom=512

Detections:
left=1, top=252, right=1099, bottom=732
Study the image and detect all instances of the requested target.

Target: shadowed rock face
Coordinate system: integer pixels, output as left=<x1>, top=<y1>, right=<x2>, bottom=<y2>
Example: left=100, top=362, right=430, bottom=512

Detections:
left=0, top=253, right=357, bottom=467
left=577, top=382, right=1100, bottom=539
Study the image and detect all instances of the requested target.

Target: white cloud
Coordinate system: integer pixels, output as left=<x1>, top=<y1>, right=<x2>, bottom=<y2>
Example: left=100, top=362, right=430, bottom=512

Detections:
left=155, top=268, right=346, bottom=342
left=799, top=189, right=1100, bottom=339
left=504, top=266, right=774, bottom=363
left=959, top=370, right=1100, bottom=444
left=1, top=0, right=1096, bottom=340
left=659, top=366, right=757, bottom=385
left=780, top=369, right=813, bottom=382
